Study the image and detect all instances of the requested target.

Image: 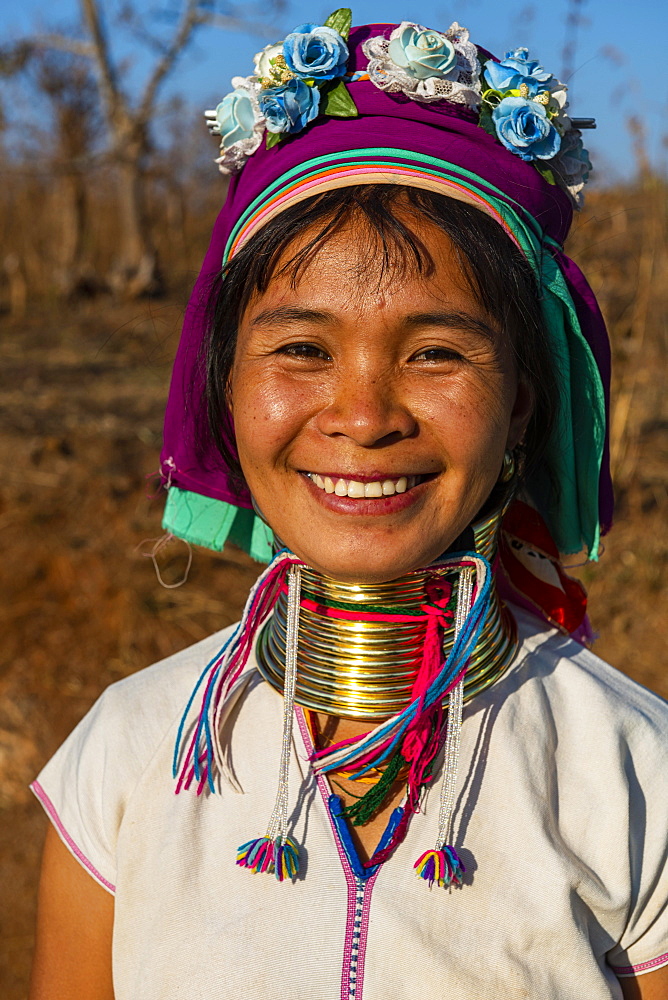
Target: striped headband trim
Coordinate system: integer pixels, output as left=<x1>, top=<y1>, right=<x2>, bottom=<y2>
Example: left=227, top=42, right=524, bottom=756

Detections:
left=223, top=148, right=547, bottom=266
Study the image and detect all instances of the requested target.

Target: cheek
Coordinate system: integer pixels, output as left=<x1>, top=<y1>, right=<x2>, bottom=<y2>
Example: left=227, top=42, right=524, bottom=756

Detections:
left=418, top=370, right=515, bottom=464
left=230, top=370, right=317, bottom=474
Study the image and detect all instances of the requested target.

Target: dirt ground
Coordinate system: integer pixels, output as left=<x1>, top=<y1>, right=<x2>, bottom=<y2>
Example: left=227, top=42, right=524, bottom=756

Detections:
left=1, top=276, right=666, bottom=994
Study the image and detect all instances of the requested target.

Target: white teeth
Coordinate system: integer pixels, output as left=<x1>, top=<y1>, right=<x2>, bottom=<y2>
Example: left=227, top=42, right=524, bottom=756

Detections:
left=307, top=473, right=421, bottom=498
left=347, top=480, right=365, bottom=498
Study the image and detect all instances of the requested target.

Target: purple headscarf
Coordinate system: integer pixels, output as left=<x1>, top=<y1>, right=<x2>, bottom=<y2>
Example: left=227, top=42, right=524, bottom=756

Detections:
left=161, top=22, right=612, bottom=559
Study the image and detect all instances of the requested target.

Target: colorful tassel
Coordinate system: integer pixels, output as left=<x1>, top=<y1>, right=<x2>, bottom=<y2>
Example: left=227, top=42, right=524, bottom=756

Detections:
left=274, top=836, right=300, bottom=881
left=236, top=566, right=303, bottom=883
left=172, top=548, right=300, bottom=794
left=412, top=569, right=474, bottom=885
left=414, top=846, right=465, bottom=888
left=236, top=835, right=300, bottom=881
left=178, top=552, right=486, bottom=885
left=237, top=836, right=275, bottom=874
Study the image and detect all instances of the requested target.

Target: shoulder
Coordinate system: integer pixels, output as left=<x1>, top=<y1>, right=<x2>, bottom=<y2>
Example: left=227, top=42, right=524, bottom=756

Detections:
left=508, top=606, right=668, bottom=748
left=488, top=608, right=668, bottom=863
left=32, top=625, right=240, bottom=890
left=35, top=624, right=239, bottom=812
left=100, top=625, right=236, bottom=716
left=509, top=608, right=668, bottom=763
left=83, top=624, right=239, bottom=765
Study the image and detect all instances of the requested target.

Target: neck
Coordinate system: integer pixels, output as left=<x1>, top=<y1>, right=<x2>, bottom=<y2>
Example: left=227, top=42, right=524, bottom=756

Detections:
left=256, top=504, right=518, bottom=721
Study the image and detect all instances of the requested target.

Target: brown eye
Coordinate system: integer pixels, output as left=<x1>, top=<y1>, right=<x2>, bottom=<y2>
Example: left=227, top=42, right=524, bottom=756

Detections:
left=411, top=347, right=463, bottom=363
left=279, top=343, right=331, bottom=360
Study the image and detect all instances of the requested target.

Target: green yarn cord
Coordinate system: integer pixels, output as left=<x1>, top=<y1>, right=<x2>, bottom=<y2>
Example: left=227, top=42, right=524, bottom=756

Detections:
left=304, top=596, right=424, bottom=617
left=342, top=750, right=406, bottom=826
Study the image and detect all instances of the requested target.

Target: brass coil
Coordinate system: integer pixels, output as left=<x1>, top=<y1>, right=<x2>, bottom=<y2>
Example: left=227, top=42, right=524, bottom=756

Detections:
left=256, top=504, right=519, bottom=720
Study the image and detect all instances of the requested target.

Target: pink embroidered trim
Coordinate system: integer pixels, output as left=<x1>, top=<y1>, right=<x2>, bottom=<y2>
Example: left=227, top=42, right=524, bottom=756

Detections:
left=296, top=708, right=379, bottom=1000
left=611, top=951, right=668, bottom=977
left=30, top=780, right=116, bottom=894
left=354, top=871, right=379, bottom=1000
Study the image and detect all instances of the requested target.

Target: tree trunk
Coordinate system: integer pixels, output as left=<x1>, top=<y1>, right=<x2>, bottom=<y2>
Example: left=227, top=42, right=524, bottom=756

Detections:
left=4, top=253, right=28, bottom=319
left=110, top=153, right=163, bottom=298
left=52, top=170, right=96, bottom=297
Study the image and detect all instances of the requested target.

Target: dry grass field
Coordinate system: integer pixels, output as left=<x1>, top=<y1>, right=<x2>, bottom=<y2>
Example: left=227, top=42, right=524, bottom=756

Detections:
left=0, top=177, right=666, bottom=996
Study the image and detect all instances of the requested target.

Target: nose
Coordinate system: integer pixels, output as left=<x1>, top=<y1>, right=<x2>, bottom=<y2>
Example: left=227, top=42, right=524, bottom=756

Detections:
left=315, top=368, right=417, bottom=447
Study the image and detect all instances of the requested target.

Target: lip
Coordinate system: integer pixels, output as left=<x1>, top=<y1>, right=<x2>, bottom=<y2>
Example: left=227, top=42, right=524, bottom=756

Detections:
left=303, top=471, right=426, bottom=484
left=300, top=470, right=435, bottom=516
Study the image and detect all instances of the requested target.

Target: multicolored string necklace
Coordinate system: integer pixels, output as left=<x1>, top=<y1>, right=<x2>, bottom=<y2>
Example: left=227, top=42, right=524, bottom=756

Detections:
left=172, top=504, right=518, bottom=886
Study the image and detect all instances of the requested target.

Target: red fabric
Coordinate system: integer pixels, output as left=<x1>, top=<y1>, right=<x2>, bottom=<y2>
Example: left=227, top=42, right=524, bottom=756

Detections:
left=499, top=500, right=588, bottom=635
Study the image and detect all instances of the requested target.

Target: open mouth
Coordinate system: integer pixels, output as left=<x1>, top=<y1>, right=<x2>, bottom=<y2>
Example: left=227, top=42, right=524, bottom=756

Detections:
left=303, top=473, right=429, bottom=498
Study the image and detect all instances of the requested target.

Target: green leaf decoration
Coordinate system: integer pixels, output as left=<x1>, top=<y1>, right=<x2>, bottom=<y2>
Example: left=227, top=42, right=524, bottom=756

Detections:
left=481, top=88, right=504, bottom=109
left=324, top=7, right=352, bottom=40
left=478, top=103, right=497, bottom=139
left=322, top=78, right=358, bottom=118
left=534, top=161, right=557, bottom=185
left=265, top=131, right=283, bottom=149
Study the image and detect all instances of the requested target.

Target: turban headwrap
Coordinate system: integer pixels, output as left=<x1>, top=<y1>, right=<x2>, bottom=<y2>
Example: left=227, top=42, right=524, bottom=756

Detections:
left=160, top=23, right=612, bottom=568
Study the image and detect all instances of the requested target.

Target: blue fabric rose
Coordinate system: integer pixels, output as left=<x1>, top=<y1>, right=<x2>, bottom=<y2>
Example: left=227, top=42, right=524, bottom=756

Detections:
left=388, top=24, right=457, bottom=80
left=562, top=134, right=592, bottom=182
left=283, top=23, right=348, bottom=80
left=259, top=78, right=321, bottom=134
left=215, top=90, right=257, bottom=150
left=484, top=47, right=552, bottom=93
left=492, top=96, right=561, bottom=161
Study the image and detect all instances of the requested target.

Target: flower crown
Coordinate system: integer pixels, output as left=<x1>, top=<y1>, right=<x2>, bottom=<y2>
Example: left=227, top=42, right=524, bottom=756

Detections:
left=205, top=10, right=593, bottom=206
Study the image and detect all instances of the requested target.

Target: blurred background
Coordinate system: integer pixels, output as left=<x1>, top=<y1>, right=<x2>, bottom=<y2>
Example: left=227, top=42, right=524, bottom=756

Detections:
left=0, top=0, right=666, bottom=994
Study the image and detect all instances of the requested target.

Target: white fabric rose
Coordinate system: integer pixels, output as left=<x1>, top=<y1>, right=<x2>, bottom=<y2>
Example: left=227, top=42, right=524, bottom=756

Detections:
left=388, top=24, right=457, bottom=81
left=253, top=43, right=284, bottom=81
left=363, top=21, right=481, bottom=106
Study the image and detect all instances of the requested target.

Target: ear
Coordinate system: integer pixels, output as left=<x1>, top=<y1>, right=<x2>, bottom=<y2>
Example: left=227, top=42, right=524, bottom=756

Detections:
left=506, top=377, right=533, bottom=450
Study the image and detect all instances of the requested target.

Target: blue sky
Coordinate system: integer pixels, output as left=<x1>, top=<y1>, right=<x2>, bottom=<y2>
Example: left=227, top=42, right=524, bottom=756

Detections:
left=3, top=0, right=667, bottom=179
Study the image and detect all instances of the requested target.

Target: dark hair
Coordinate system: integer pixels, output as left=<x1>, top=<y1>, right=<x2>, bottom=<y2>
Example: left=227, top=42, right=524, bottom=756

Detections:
left=205, top=184, right=559, bottom=495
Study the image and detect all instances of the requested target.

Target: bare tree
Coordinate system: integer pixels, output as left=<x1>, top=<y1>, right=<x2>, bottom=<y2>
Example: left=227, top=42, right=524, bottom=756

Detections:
left=31, top=50, right=102, bottom=296
left=5, top=0, right=282, bottom=298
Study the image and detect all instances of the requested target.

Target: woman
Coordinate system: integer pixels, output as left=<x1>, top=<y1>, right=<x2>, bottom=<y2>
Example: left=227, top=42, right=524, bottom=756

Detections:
left=29, top=15, right=668, bottom=1000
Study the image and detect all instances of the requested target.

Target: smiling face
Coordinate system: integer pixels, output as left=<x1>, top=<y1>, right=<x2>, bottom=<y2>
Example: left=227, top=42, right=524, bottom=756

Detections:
left=229, top=207, right=532, bottom=583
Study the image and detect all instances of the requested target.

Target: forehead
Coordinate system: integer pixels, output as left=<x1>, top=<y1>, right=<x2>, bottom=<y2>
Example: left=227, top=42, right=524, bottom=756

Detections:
left=245, top=206, right=484, bottom=314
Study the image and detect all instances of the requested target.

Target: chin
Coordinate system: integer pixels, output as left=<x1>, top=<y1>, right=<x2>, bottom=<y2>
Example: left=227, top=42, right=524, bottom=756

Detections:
left=286, top=539, right=446, bottom=584
left=307, top=562, right=411, bottom=584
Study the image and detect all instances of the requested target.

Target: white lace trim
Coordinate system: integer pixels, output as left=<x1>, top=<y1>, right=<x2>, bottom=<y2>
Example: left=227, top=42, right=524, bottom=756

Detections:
left=362, top=22, right=481, bottom=107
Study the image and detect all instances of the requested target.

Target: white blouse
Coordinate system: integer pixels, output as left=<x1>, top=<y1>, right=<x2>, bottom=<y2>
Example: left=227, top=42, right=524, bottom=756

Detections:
left=33, top=608, right=668, bottom=999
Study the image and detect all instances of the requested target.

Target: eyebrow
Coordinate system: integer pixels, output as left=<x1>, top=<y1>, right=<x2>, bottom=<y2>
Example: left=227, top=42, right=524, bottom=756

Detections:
left=403, top=311, right=499, bottom=342
left=250, top=305, right=499, bottom=341
left=250, top=306, right=334, bottom=328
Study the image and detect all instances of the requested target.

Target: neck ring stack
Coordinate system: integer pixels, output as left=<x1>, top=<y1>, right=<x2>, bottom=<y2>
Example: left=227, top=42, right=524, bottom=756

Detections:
left=256, top=505, right=518, bottom=720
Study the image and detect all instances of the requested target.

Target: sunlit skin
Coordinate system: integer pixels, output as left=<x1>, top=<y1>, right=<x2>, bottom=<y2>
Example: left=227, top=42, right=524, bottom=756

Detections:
left=229, top=208, right=533, bottom=584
